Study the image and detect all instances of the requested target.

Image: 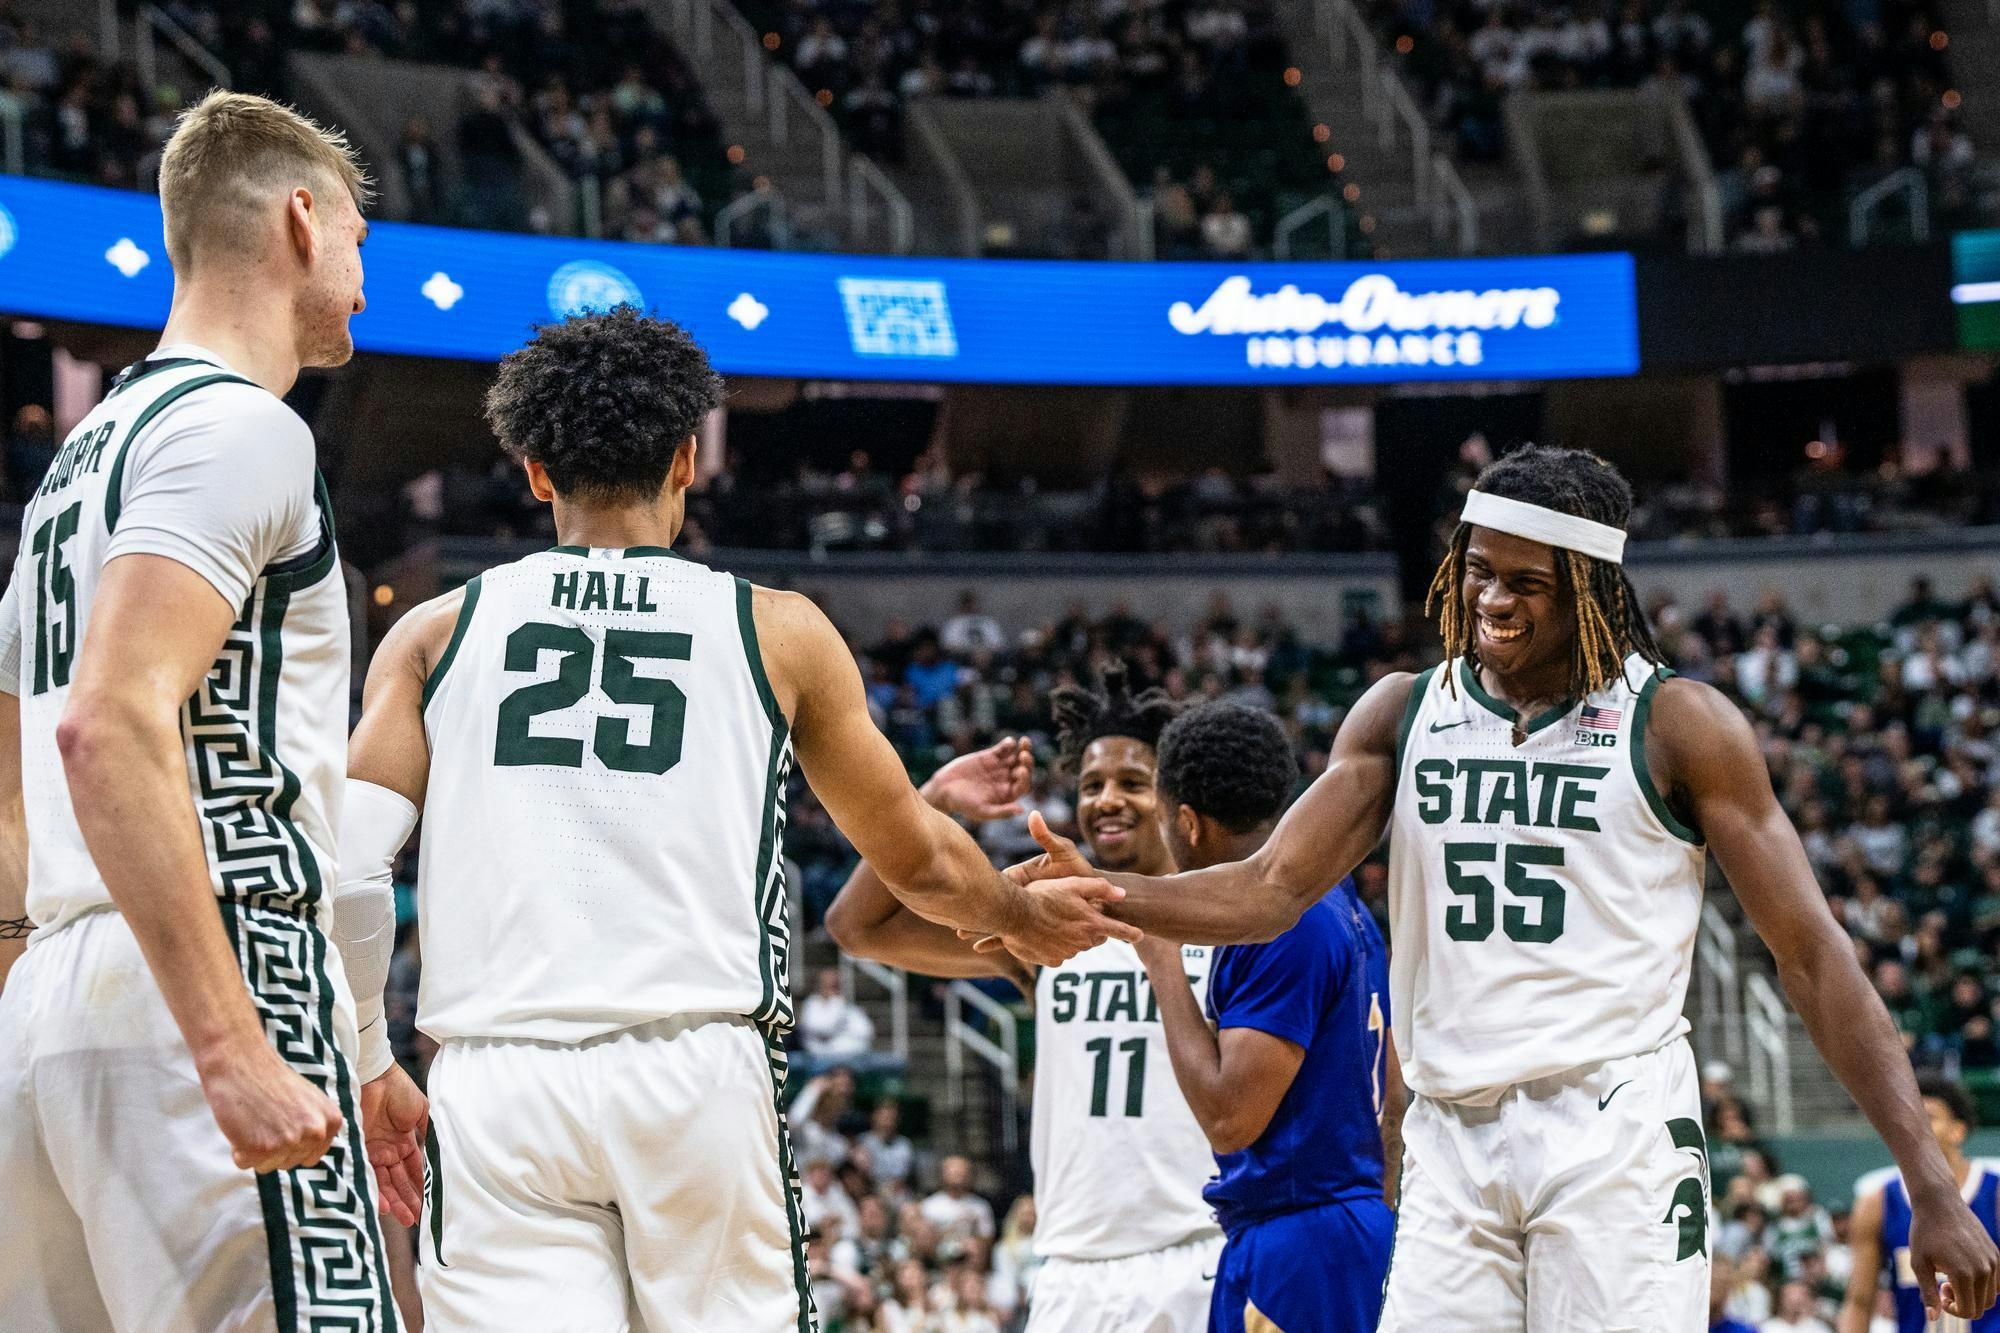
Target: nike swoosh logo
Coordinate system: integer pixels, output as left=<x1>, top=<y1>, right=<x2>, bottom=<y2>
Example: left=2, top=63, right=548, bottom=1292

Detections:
left=1598, top=1079, right=1633, bottom=1111
left=1428, top=720, right=1470, bottom=733
left=1201, top=1271, right=1217, bottom=1282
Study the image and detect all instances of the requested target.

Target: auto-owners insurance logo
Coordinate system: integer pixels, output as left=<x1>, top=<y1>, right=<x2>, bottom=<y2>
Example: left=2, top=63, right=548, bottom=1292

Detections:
left=0, top=202, right=16, bottom=263
left=1168, top=273, right=1561, bottom=370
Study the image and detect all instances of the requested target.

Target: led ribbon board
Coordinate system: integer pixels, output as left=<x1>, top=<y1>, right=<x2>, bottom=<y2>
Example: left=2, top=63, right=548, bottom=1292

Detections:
left=1954, top=230, right=2000, bottom=350
left=0, top=176, right=1639, bottom=384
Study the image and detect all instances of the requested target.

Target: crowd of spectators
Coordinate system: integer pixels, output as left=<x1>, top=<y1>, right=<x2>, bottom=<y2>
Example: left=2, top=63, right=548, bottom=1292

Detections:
left=1380, top=0, right=1987, bottom=246
left=394, top=445, right=1396, bottom=557
left=1652, top=575, right=2000, bottom=1091
left=0, top=0, right=750, bottom=241
left=742, top=0, right=1341, bottom=256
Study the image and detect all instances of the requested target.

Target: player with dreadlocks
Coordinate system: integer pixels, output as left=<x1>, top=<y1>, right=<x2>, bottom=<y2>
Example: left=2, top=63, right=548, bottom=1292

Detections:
left=1003, top=444, right=2000, bottom=1331
left=828, top=665, right=1227, bottom=1333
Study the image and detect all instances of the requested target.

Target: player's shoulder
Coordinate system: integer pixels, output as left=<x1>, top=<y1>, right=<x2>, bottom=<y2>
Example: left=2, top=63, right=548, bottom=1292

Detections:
left=1644, top=670, right=1759, bottom=766
left=374, top=584, right=474, bottom=688
left=1340, top=668, right=1427, bottom=752
left=130, top=374, right=314, bottom=475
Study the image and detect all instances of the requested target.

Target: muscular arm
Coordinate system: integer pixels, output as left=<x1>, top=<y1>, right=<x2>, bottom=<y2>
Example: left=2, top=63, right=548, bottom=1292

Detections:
left=0, top=692, right=27, bottom=990
left=60, top=554, right=342, bottom=1169
left=755, top=588, right=1127, bottom=964
left=1134, top=938, right=1303, bottom=1155
left=1084, top=673, right=1413, bottom=945
left=346, top=592, right=459, bottom=806
left=1655, top=676, right=1997, bottom=1317
left=1836, top=1186, right=1886, bottom=1333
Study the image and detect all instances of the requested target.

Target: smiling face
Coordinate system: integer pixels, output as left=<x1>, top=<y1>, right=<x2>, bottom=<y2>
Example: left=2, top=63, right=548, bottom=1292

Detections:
left=1076, top=735, right=1167, bottom=873
left=1461, top=526, right=1579, bottom=688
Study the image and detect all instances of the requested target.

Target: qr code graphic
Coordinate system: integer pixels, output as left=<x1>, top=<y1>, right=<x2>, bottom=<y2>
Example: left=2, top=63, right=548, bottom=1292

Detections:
left=838, top=279, right=959, bottom=358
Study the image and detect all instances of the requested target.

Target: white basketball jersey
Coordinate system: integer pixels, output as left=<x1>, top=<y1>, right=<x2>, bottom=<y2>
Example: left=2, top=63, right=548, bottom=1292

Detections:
left=1387, top=654, right=1706, bottom=1104
left=416, top=546, right=793, bottom=1044
left=1029, top=940, right=1222, bottom=1261
left=11, top=350, right=348, bottom=933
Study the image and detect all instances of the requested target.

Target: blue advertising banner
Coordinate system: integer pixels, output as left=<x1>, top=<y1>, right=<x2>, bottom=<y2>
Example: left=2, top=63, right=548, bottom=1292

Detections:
left=0, top=176, right=1640, bottom=385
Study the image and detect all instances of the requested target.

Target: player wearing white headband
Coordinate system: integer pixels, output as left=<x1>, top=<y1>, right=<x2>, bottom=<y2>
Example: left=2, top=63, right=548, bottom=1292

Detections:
left=1000, top=444, right=1999, bottom=1331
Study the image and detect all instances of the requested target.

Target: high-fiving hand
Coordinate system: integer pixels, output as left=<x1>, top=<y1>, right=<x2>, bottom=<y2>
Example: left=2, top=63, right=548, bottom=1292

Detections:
left=922, top=735, right=1035, bottom=822
left=968, top=811, right=1127, bottom=959
left=1910, top=1187, right=2000, bottom=1323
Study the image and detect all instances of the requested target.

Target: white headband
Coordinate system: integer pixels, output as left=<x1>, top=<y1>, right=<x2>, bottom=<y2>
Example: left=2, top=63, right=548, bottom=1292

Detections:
left=1461, top=489, right=1627, bottom=565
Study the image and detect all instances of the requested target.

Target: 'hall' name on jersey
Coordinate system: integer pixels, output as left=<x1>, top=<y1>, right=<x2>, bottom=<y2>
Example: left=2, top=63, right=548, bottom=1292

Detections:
left=34, top=421, right=117, bottom=500
left=1049, top=968, right=1198, bottom=1025
left=551, top=570, right=658, bottom=613
left=1412, top=758, right=1609, bottom=831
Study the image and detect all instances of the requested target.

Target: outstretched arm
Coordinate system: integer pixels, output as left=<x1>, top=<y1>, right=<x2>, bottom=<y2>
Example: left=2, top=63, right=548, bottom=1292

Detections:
left=1655, top=676, right=1998, bottom=1321
left=824, top=739, right=1034, bottom=990
left=1018, top=673, right=1413, bottom=945
left=755, top=587, right=1132, bottom=966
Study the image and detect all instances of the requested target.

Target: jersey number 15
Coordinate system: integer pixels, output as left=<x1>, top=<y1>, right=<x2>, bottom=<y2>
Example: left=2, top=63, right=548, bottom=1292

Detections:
left=494, top=621, right=690, bottom=775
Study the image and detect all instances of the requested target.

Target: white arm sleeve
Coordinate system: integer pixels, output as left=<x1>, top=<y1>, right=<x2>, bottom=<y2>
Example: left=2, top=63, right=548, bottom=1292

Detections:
left=0, top=576, right=20, bottom=696
left=103, top=385, right=318, bottom=610
left=336, top=779, right=419, bottom=1082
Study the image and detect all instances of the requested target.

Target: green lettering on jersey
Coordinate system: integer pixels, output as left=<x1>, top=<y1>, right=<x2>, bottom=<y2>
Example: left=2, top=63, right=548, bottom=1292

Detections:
left=1480, top=761, right=1531, bottom=826
left=1082, top=971, right=1120, bottom=1021
left=580, top=571, right=609, bottom=611
left=636, top=577, right=658, bottom=612
left=1410, top=757, right=1610, bottom=830
left=1101, top=974, right=1140, bottom=1023
left=550, top=571, right=580, bottom=609
left=1415, top=759, right=1454, bottom=825
left=1050, top=973, right=1079, bottom=1023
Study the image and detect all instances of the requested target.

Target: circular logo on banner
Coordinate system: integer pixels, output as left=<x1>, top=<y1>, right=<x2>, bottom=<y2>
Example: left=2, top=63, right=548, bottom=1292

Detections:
left=0, top=204, right=16, bottom=262
left=546, top=260, right=642, bottom=318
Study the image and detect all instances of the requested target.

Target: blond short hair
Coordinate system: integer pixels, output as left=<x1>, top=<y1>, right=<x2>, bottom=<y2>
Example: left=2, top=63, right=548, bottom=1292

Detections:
left=158, top=89, right=372, bottom=268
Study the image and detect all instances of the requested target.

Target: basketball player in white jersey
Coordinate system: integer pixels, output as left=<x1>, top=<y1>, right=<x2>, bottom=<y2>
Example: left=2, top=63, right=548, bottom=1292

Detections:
left=0, top=91, right=414, bottom=1331
left=827, top=668, right=1225, bottom=1333
left=336, top=307, right=1132, bottom=1331
left=1003, top=445, right=2000, bottom=1330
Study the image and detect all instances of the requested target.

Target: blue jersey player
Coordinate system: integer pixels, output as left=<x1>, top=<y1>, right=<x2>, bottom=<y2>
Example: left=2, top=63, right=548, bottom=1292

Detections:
left=1134, top=702, right=1401, bottom=1332
left=1841, top=1076, right=2000, bottom=1333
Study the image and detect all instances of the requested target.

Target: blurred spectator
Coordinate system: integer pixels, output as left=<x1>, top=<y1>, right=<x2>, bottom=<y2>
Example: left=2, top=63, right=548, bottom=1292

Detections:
left=1759, top=1279, right=1833, bottom=1332
left=801, top=967, right=877, bottom=1065
left=921, top=1156, right=996, bottom=1252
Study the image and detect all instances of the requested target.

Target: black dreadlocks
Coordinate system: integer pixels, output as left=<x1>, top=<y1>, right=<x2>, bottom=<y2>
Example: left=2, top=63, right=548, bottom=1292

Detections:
left=1425, top=444, right=1664, bottom=699
left=1051, top=664, right=1180, bottom=774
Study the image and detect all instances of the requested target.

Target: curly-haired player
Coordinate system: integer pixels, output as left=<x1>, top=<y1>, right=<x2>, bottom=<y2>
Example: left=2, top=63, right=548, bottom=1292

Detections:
left=1011, top=443, right=2000, bottom=1331
left=1138, top=701, right=1401, bottom=1333
left=829, top=666, right=1227, bottom=1333
left=338, top=309, right=1129, bottom=1331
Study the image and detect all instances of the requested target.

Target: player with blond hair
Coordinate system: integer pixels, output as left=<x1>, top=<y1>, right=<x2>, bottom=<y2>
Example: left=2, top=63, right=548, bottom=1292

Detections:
left=0, top=91, right=413, bottom=1331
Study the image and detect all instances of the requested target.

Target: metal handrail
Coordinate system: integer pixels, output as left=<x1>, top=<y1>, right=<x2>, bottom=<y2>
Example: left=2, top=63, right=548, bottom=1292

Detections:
left=1745, top=972, right=1795, bottom=1133
left=716, top=184, right=793, bottom=248
left=838, top=956, right=910, bottom=1065
left=907, top=100, right=983, bottom=256
left=0, top=95, right=22, bottom=176
left=137, top=4, right=231, bottom=93
left=847, top=153, right=913, bottom=253
left=1054, top=92, right=1147, bottom=261
left=1663, top=87, right=1722, bottom=252
left=1850, top=166, right=1929, bottom=247
left=1432, top=153, right=1479, bottom=252
left=1380, top=68, right=1430, bottom=204
left=1314, top=0, right=1441, bottom=203
left=771, top=61, right=843, bottom=208
left=1275, top=194, right=1344, bottom=258
left=1696, top=902, right=1745, bottom=1071
left=944, top=980, right=1021, bottom=1154
left=98, top=0, right=120, bottom=61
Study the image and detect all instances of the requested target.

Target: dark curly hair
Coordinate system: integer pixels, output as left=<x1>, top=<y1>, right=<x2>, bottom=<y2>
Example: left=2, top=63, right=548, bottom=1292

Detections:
left=484, top=306, right=725, bottom=503
left=1426, top=443, right=1663, bottom=698
left=1918, top=1073, right=1978, bottom=1129
left=1155, top=702, right=1298, bottom=833
left=1051, top=664, right=1178, bottom=773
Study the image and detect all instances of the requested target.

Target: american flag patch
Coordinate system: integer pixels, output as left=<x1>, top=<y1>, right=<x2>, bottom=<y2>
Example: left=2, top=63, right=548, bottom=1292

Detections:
left=1579, top=705, right=1622, bottom=731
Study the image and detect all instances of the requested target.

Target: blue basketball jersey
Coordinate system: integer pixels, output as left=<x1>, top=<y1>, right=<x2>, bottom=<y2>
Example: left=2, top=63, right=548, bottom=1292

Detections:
left=1881, top=1165, right=2000, bottom=1333
left=1202, top=879, right=1390, bottom=1235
